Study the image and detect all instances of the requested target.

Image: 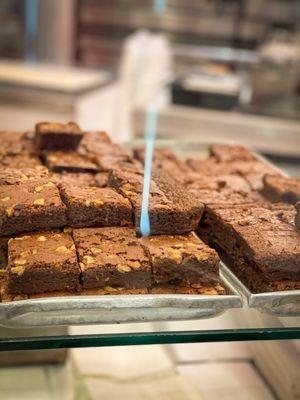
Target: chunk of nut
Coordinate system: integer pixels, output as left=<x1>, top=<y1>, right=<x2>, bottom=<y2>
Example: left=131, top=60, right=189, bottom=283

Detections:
left=15, top=236, right=30, bottom=241
left=84, top=200, right=91, bottom=207
left=195, top=253, right=209, bottom=262
left=55, top=246, right=71, bottom=254
left=34, top=186, right=44, bottom=193
left=91, top=247, right=102, bottom=254
left=93, top=199, right=104, bottom=205
left=6, top=207, right=14, bottom=217
left=43, top=181, right=55, bottom=187
left=1, top=197, right=10, bottom=202
left=168, top=248, right=182, bottom=262
left=117, top=264, right=131, bottom=273
left=83, top=255, right=95, bottom=265
left=11, top=266, right=26, bottom=276
left=13, top=258, right=27, bottom=266
left=127, top=261, right=141, bottom=269
left=34, top=198, right=45, bottom=206
left=37, top=235, right=47, bottom=242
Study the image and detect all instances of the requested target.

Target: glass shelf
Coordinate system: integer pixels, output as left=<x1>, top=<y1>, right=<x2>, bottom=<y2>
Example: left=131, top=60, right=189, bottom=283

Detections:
left=0, top=327, right=299, bottom=352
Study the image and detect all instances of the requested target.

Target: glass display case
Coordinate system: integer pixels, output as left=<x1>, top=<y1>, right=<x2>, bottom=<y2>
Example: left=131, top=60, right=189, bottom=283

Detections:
left=0, top=140, right=299, bottom=352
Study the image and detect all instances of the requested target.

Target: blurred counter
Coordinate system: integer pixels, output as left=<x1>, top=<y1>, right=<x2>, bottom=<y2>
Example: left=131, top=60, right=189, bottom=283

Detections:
left=0, top=60, right=117, bottom=134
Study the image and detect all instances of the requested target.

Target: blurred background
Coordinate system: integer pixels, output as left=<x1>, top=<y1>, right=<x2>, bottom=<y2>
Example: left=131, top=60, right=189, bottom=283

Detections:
left=0, top=2, right=299, bottom=399
left=0, top=0, right=299, bottom=171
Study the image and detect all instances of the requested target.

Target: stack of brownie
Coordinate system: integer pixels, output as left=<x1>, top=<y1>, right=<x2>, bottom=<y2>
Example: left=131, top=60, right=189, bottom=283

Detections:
left=0, top=122, right=225, bottom=301
left=178, top=144, right=300, bottom=293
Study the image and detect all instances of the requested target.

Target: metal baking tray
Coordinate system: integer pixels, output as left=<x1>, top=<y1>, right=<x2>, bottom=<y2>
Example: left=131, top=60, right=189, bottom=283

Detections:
left=0, top=274, right=242, bottom=328
left=221, top=263, right=300, bottom=317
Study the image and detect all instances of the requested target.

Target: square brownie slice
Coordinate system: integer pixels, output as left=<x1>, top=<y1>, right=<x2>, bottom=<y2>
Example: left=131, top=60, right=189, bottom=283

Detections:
left=0, top=179, right=67, bottom=236
left=141, top=234, right=220, bottom=286
left=0, top=166, right=49, bottom=185
left=8, top=232, right=80, bottom=294
left=262, top=174, right=300, bottom=204
left=59, top=184, right=133, bottom=227
left=35, top=122, right=83, bottom=151
left=73, top=227, right=151, bottom=289
left=43, top=151, right=99, bottom=173
left=109, top=169, right=203, bottom=235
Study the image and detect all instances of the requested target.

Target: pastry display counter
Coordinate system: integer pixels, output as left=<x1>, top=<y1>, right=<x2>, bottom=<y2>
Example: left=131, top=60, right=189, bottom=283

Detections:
left=0, top=138, right=299, bottom=352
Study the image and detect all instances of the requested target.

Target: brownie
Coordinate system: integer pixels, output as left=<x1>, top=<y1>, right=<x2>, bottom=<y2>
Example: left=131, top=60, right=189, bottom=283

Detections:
left=51, top=172, right=98, bottom=187
left=185, top=173, right=251, bottom=194
left=8, top=232, right=80, bottom=294
left=96, top=155, right=143, bottom=173
left=0, top=154, right=42, bottom=169
left=186, top=157, right=220, bottom=175
left=221, top=250, right=300, bottom=293
left=198, top=204, right=300, bottom=284
left=0, top=166, right=49, bottom=185
left=73, top=227, right=151, bottom=289
left=79, top=133, right=127, bottom=159
left=262, top=174, right=300, bottom=204
left=0, top=179, right=67, bottom=236
left=150, top=283, right=225, bottom=295
left=94, top=172, right=109, bottom=187
left=141, top=233, right=220, bottom=286
left=209, top=144, right=256, bottom=162
left=0, top=131, right=36, bottom=156
left=109, top=169, right=203, bottom=235
left=133, top=148, right=191, bottom=183
left=78, top=131, right=112, bottom=156
left=187, top=149, right=280, bottom=191
left=35, top=122, right=83, bottom=151
left=43, top=151, right=99, bottom=173
left=295, top=202, right=300, bottom=231
left=59, top=184, right=133, bottom=228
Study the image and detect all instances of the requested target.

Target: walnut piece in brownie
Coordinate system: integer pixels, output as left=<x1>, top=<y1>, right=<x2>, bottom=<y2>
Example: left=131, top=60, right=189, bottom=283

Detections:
left=295, top=201, right=300, bottom=231
left=0, top=179, right=67, bottom=236
left=35, top=122, right=83, bottom=151
left=141, top=234, right=220, bottom=286
left=0, top=166, right=49, bottom=185
left=43, top=151, right=99, bottom=173
left=52, top=172, right=98, bottom=187
left=59, top=184, right=133, bottom=228
left=109, top=169, right=203, bottom=235
left=8, top=232, right=80, bottom=294
left=73, top=227, right=151, bottom=289
left=262, top=174, right=300, bottom=204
